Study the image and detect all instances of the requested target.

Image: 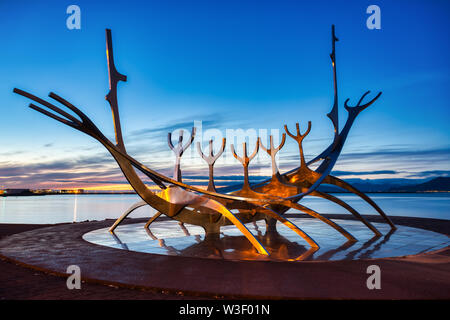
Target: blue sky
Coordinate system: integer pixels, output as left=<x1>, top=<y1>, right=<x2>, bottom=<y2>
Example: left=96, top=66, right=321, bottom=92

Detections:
left=0, top=0, right=449, bottom=189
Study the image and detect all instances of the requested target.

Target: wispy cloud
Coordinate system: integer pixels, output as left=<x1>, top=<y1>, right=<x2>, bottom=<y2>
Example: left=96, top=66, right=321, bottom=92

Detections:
left=407, top=170, right=450, bottom=178
left=338, top=147, right=450, bottom=159
left=331, top=170, right=398, bottom=176
left=128, top=112, right=225, bottom=139
left=0, top=133, right=448, bottom=190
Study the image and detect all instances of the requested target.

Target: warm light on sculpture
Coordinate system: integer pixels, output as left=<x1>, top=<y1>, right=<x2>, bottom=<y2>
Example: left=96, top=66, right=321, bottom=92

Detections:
left=13, top=25, right=396, bottom=257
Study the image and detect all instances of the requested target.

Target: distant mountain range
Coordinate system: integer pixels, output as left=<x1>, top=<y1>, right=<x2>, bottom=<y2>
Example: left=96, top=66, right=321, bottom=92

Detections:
left=317, top=177, right=450, bottom=193
left=388, top=177, right=450, bottom=192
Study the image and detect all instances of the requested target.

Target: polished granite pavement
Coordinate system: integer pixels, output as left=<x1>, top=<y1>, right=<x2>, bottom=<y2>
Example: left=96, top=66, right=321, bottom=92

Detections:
left=83, top=218, right=450, bottom=261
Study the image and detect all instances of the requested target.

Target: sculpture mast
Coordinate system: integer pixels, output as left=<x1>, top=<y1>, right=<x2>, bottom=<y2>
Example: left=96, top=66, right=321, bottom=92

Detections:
left=327, top=24, right=339, bottom=144
left=105, top=29, right=127, bottom=152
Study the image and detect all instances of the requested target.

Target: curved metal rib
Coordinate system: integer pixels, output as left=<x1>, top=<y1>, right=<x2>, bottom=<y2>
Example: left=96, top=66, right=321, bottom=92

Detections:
left=259, top=205, right=319, bottom=248
left=310, top=190, right=382, bottom=236
left=109, top=200, right=147, bottom=232
left=145, top=211, right=163, bottom=229
left=278, top=200, right=356, bottom=242
left=205, top=199, right=269, bottom=255
left=323, top=175, right=396, bottom=230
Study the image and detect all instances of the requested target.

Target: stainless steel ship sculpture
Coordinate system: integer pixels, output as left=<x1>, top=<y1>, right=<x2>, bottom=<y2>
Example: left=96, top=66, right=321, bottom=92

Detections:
left=14, top=25, right=396, bottom=256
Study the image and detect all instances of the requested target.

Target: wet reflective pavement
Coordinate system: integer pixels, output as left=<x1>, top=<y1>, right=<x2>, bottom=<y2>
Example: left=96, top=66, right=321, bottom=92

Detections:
left=83, top=218, right=450, bottom=261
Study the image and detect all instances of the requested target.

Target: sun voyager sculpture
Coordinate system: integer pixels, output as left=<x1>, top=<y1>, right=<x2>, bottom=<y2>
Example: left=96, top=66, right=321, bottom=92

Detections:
left=14, top=25, right=396, bottom=257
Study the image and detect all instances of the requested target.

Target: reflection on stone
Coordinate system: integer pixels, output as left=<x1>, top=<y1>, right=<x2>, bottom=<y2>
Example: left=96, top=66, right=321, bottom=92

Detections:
left=83, top=218, right=450, bottom=262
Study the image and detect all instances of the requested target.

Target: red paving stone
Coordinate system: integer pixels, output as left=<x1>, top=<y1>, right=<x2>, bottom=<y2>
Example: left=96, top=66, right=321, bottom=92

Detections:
left=0, top=222, right=200, bottom=300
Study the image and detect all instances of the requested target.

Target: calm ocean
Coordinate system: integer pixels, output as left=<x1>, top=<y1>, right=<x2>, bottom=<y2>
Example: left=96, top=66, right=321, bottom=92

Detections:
left=0, top=193, right=448, bottom=224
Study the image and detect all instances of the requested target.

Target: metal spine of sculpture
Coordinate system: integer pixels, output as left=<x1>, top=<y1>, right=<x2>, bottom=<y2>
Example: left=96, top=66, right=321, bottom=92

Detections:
left=13, top=25, right=396, bottom=257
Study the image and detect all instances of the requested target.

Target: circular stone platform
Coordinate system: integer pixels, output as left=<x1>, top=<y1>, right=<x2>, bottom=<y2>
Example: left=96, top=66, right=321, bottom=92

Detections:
left=0, top=214, right=449, bottom=299
left=84, top=218, right=449, bottom=262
